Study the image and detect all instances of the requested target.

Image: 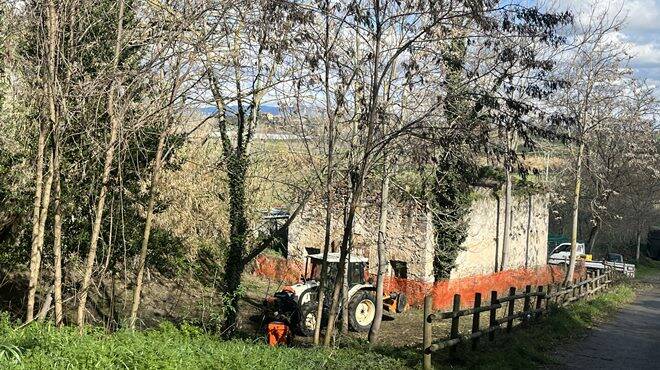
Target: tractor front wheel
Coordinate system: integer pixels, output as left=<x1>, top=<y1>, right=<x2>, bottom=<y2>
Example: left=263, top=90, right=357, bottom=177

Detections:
left=348, top=291, right=376, bottom=332
left=296, top=301, right=318, bottom=337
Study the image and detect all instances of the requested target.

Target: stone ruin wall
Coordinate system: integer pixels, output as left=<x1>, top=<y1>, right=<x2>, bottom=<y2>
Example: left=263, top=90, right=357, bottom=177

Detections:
left=287, top=189, right=549, bottom=282
left=287, top=199, right=434, bottom=281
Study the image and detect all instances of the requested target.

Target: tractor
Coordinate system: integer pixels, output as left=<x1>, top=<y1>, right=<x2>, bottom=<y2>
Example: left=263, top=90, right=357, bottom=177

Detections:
left=263, top=252, right=407, bottom=337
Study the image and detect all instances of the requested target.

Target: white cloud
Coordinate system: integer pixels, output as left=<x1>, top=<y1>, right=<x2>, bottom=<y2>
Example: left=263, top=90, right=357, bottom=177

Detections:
left=619, top=0, right=660, bottom=33
left=555, top=0, right=660, bottom=95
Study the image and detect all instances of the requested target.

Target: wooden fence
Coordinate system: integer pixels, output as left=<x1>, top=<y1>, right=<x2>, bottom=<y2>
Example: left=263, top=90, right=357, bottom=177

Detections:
left=422, top=269, right=614, bottom=369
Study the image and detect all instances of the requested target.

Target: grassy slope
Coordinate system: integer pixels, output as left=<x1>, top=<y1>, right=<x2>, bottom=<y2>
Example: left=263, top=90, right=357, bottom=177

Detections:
left=0, top=320, right=408, bottom=369
left=635, top=257, right=660, bottom=279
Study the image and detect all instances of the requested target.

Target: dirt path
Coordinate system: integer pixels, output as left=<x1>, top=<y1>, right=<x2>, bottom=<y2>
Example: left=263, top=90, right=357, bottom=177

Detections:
left=550, top=275, right=660, bottom=369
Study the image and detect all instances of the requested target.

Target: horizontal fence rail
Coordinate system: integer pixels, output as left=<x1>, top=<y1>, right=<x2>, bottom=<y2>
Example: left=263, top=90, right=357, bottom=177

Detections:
left=422, top=268, right=615, bottom=369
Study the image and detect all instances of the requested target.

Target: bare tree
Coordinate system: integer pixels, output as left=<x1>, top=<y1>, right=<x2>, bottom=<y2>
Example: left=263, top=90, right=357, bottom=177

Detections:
left=77, top=0, right=126, bottom=330
left=554, top=7, right=626, bottom=283
left=201, top=0, right=313, bottom=336
left=26, top=0, right=59, bottom=323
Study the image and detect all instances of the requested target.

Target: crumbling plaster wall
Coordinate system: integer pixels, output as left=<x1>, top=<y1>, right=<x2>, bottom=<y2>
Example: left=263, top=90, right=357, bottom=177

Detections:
left=451, top=191, right=549, bottom=279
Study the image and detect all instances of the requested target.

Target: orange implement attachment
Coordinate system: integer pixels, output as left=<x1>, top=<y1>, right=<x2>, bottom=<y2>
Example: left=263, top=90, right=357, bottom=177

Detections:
left=266, top=321, right=291, bottom=347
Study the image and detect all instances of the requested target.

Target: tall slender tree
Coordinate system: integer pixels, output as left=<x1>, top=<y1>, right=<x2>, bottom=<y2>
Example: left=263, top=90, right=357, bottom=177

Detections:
left=77, top=0, right=126, bottom=330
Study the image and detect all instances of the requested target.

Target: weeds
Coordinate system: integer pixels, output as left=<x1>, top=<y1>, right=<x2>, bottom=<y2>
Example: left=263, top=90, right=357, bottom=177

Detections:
left=0, top=344, right=22, bottom=364
left=0, top=320, right=407, bottom=369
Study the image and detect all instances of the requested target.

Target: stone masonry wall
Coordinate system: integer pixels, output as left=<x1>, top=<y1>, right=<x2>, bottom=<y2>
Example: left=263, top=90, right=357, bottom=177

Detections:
left=286, top=189, right=549, bottom=282
left=287, top=199, right=434, bottom=281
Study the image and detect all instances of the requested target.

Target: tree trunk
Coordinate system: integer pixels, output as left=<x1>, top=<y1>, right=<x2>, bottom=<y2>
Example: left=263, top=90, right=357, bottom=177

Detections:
left=26, top=124, right=48, bottom=323
left=52, top=140, right=63, bottom=327
left=494, top=194, right=500, bottom=272
left=220, top=156, right=249, bottom=337
left=525, top=195, right=532, bottom=269
left=27, top=151, right=55, bottom=324
left=500, top=165, right=512, bottom=271
left=77, top=0, right=125, bottom=331
left=323, top=118, right=374, bottom=345
left=312, top=237, right=331, bottom=345
left=587, top=216, right=601, bottom=255
left=341, top=256, right=349, bottom=335
left=368, top=157, right=390, bottom=344
left=129, top=128, right=167, bottom=329
left=36, top=285, right=54, bottom=322
left=27, top=0, right=59, bottom=323
left=636, top=230, right=641, bottom=261
left=566, top=142, right=585, bottom=284
left=323, top=227, right=350, bottom=346
left=313, top=2, right=335, bottom=344
left=324, top=0, right=381, bottom=345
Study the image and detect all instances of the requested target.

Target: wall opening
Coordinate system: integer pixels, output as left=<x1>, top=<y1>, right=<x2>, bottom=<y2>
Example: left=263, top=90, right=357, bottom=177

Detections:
left=390, top=260, right=408, bottom=279
left=262, top=209, right=290, bottom=257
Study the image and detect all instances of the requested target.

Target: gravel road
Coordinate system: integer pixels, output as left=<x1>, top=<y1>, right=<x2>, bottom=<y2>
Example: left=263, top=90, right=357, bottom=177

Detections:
left=550, top=275, right=660, bottom=369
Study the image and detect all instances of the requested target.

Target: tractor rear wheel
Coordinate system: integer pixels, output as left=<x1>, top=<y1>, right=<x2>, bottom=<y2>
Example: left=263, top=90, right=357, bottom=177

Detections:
left=296, top=301, right=318, bottom=337
left=348, top=291, right=376, bottom=332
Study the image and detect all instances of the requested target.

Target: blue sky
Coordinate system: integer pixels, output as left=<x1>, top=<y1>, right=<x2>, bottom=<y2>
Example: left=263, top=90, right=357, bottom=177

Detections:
left=557, top=0, right=660, bottom=93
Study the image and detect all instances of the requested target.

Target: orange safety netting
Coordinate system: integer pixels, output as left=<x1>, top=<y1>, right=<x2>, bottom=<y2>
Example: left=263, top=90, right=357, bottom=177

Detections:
left=253, top=255, right=586, bottom=310
left=254, top=255, right=304, bottom=283
left=382, top=263, right=586, bottom=309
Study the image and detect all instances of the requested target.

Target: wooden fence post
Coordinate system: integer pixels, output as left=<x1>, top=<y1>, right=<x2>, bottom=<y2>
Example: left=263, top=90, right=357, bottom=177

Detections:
left=471, top=292, right=482, bottom=350
left=535, top=286, right=544, bottom=320
left=523, top=285, right=532, bottom=326
left=489, top=291, right=497, bottom=341
left=450, top=294, right=461, bottom=358
left=577, top=276, right=583, bottom=300
left=423, top=295, right=433, bottom=370
left=570, top=281, right=576, bottom=304
left=506, top=287, right=516, bottom=333
left=545, top=285, right=552, bottom=311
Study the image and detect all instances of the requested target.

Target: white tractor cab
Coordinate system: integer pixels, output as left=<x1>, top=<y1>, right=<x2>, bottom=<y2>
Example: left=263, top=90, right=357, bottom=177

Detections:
left=264, top=252, right=407, bottom=337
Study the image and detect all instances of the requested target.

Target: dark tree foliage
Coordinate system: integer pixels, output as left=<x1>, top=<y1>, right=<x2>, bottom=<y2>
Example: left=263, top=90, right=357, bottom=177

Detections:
left=432, top=149, right=476, bottom=280
left=0, top=5, right=33, bottom=265
left=432, top=34, right=475, bottom=280
left=4, top=0, right=186, bottom=276
left=431, top=2, right=573, bottom=279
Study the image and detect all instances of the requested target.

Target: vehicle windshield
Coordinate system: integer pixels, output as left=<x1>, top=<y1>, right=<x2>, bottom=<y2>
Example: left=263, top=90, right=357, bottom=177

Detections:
left=307, top=259, right=365, bottom=285
left=553, top=244, right=571, bottom=253
left=348, top=262, right=366, bottom=285
left=606, top=253, right=623, bottom=263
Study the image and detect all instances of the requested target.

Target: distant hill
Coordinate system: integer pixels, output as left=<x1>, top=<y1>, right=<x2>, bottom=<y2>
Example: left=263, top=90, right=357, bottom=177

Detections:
left=200, top=105, right=280, bottom=116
